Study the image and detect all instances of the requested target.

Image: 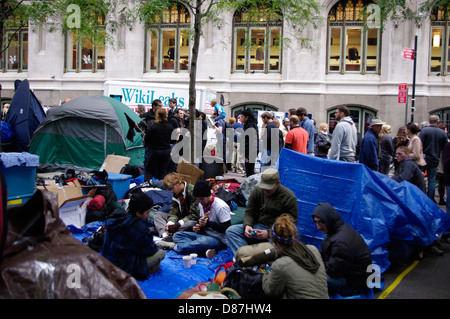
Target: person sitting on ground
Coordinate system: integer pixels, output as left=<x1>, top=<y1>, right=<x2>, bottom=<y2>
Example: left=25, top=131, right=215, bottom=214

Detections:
left=225, top=168, right=298, bottom=256
left=311, top=202, right=372, bottom=297
left=262, top=214, right=329, bottom=299
left=101, top=189, right=166, bottom=281
left=157, top=180, right=231, bottom=258
left=391, top=146, right=426, bottom=193
left=153, top=172, right=200, bottom=240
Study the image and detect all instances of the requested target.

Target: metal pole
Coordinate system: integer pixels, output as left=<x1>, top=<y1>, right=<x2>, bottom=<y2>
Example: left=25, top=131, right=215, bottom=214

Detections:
left=405, top=86, right=408, bottom=125
left=411, top=35, right=417, bottom=123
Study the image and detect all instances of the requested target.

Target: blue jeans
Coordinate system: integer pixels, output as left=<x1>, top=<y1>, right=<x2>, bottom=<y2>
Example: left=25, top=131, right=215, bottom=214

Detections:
left=426, top=164, right=439, bottom=201
left=173, top=231, right=226, bottom=255
left=225, top=223, right=270, bottom=256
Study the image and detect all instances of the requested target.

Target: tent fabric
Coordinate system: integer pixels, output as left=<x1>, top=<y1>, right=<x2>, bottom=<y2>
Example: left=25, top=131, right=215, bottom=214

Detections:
left=29, top=95, right=144, bottom=170
left=276, top=149, right=450, bottom=273
left=5, top=79, right=46, bottom=152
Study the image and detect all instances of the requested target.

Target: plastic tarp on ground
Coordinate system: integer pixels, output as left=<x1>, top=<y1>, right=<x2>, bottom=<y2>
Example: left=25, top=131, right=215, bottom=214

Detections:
left=70, top=221, right=233, bottom=299
left=277, top=149, right=450, bottom=273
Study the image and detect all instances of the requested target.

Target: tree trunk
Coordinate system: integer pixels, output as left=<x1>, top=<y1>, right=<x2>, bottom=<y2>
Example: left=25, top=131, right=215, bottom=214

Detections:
left=188, top=0, right=202, bottom=163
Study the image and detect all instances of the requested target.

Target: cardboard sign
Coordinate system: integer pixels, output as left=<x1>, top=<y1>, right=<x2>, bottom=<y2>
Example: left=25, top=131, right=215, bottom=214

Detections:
left=100, top=155, right=130, bottom=174
left=177, top=159, right=204, bottom=185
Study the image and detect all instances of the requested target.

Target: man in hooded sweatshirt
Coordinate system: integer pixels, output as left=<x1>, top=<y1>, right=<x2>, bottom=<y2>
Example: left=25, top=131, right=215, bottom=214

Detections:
left=328, top=106, right=357, bottom=162
left=311, top=202, right=372, bottom=296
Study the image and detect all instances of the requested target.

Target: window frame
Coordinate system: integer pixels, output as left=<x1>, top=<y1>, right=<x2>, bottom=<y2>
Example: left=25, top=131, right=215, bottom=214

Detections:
left=145, top=4, right=191, bottom=73
left=430, top=6, right=450, bottom=75
left=2, top=28, right=28, bottom=73
left=65, top=30, right=105, bottom=73
left=326, top=0, right=381, bottom=75
left=232, top=6, right=283, bottom=74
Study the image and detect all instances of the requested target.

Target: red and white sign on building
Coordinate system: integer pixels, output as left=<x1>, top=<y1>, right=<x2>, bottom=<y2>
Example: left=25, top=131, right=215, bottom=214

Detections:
left=403, top=48, right=414, bottom=60
left=398, top=83, right=408, bottom=104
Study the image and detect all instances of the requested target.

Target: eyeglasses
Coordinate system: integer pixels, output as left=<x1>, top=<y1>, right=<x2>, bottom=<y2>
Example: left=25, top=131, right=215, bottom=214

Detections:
left=313, top=220, right=325, bottom=226
left=395, top=152, right=404, bottom=156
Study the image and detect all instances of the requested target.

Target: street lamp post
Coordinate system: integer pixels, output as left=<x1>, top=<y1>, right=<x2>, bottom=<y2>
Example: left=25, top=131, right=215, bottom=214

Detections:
left=411, top=35, right=417, bottom=123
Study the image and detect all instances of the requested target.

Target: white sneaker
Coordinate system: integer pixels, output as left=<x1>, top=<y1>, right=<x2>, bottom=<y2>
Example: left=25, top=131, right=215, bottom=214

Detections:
left=205, top=249, right=217, bottom=259
left=156, top=241, right=176, bottom=250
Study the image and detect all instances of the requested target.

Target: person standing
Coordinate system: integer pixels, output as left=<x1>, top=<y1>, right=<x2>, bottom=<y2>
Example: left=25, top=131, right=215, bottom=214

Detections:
left=260, top=111, right=279, bottom=167
left=328, top=106, right=357, bottom=162
left=359, top=117, right=385, bottom=171
left=284, top=115, right=308, bottom=154
left=262, top=214, right=329, bottom=299
left=379, top=124, right=395, bottom=175
left=405, top=122, right=426, bottom=171
left=419, top=115, right=448, bottom=201
left=167, top=98, right=177, bottom=120
left=239, top=108, right=259, bottom=177
left=144, top=108, right=175, bottom=180
left=296, top=107, right=315, bottom=155
left=314, top=123, right=332, bottom=158
left=212, top=109, right=227, bottom=170
left=232, top=115, right=244, bottom=173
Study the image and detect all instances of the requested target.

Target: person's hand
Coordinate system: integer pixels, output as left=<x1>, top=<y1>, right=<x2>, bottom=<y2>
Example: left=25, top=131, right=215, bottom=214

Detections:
left=167, top=223, right=180, bottom=235
left=198, top=216, right=208, bottom=228
left=193, top=223, right=201, bottom=233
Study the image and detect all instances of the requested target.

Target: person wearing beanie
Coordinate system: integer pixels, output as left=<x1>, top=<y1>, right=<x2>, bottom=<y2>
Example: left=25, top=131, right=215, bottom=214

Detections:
left=156, top=180, right=231, bottom=259
left=101, top=190, right=165, bottom=280
left=311, top=202, right=372, bottom=297
left=262, top=214, right=329, bottom=299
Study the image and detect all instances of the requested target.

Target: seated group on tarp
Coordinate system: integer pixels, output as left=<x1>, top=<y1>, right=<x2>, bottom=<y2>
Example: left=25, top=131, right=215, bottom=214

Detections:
left=101, top=168, right=373, bottom=298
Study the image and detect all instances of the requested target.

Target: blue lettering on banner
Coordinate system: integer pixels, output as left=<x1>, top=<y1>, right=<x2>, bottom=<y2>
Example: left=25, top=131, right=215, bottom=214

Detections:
left=120, top=87, right=185, bottom=106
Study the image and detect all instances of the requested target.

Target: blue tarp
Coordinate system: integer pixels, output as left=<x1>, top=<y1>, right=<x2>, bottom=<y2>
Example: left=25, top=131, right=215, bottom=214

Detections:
left=277, top=148, right=450, bottom=273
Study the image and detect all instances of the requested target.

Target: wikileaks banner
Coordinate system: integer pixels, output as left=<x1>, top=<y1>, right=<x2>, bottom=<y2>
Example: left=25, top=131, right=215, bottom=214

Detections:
left=169, top=121, right=281, bottom=165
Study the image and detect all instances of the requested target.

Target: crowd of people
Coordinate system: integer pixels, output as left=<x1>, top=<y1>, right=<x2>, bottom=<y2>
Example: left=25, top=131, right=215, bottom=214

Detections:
left=100, top=101, right=450, bottom=298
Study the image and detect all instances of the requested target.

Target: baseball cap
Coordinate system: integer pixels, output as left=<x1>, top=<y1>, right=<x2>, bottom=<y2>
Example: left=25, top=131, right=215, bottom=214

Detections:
left=258, top=168, right=280, bottom=190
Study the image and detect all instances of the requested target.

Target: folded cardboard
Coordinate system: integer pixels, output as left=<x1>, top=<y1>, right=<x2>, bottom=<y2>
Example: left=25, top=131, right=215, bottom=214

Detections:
left=58, top=189, right=96, bottom=229
left=177, top=159, right=204, bottom=185
left=100, top=155, right=130, bottom=174
left=37, top=179, right=84, bottom=207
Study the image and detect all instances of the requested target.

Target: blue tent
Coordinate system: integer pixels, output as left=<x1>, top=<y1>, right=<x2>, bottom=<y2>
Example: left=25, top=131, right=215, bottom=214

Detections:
left=5, top=80, right=46, bottom=152
left=277, top=149, right=450, bottom=273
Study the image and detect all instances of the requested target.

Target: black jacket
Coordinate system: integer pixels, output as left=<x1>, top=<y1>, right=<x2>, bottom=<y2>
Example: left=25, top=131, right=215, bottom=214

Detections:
left=312, top=202, right=372, bottom=290
left=243, top=118, right=259, bottom=161
left=392, top=157, right=426, bottom=193
left=419, top=125, right=448, bottom=167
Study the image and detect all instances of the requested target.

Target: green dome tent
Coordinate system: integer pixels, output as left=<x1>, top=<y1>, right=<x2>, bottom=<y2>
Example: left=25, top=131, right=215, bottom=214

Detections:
left=29, top=95, right=144, bottom=170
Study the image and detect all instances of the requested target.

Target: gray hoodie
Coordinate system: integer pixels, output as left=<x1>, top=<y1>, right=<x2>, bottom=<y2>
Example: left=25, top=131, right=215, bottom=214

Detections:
left=328, top=116, right=357, bottom=161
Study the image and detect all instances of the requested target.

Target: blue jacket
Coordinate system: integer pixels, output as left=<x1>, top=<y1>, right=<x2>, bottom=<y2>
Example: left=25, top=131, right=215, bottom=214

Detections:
left=359, top=128, right=380, bottom=171
left=102, top=210, right=159, bottom=281
left=299, top=117, right=315, bottom=153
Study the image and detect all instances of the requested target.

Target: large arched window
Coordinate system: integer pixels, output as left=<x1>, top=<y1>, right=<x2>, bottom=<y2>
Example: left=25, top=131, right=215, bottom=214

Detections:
left=145, top=4, right=191, bottom=72
left=327, top=105, right=376, bottom=135
left=430, top=5, right=449, bottom=75
left=232, top=4, right=282, bottom=73
left=327, top=0, right=380, bottom=74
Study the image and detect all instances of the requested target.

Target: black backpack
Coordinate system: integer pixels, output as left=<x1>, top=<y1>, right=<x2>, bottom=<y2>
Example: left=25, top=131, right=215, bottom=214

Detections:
left=223, top=263, right=269, bottom=299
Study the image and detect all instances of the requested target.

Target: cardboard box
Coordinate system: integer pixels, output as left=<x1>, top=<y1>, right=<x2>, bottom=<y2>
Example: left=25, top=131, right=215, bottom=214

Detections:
left=177, top=159, right=204, bottom=185
left=37, top=179, right=84, bottom=208
left=58, top=189, right=96, bottom=229
left=100, top=155, right=130, bottom=174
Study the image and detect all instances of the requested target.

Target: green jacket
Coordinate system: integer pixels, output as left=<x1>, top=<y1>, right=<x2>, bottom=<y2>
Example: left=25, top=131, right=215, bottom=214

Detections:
left=243, top=184, right=298, bottom=227
left=168, top=183, right=200, bottom=224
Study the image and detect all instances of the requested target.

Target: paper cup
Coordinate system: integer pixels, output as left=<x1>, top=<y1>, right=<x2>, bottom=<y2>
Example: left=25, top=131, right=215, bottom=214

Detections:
left=182, top=255, right=192, bottom=268
left=190, top=253, right=198, bottom=265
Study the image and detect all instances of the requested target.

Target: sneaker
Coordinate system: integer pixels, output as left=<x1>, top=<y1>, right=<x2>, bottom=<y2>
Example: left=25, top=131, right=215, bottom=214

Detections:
left=206, top=249, right=217, bottom=259
left=156, top=241, right=176, bottom=250
left=162, top=235, right=174, bottom=242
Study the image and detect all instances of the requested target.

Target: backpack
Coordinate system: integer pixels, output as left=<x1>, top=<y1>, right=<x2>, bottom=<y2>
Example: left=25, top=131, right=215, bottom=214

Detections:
left=223, top=263, right=269, bottom=299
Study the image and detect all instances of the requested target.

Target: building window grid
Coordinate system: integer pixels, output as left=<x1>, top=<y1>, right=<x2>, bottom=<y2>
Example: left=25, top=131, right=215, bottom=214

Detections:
left=65, top=31, right=105, bottom=73
left=430, top=4, right=449, bottom=76
left=146, top=4, right=190, bottom=73
left=232, top=6, right=282, bottom=74
left=2, top=28, right=28, bottom=72
left=327, top=0, right=380, bottom=75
